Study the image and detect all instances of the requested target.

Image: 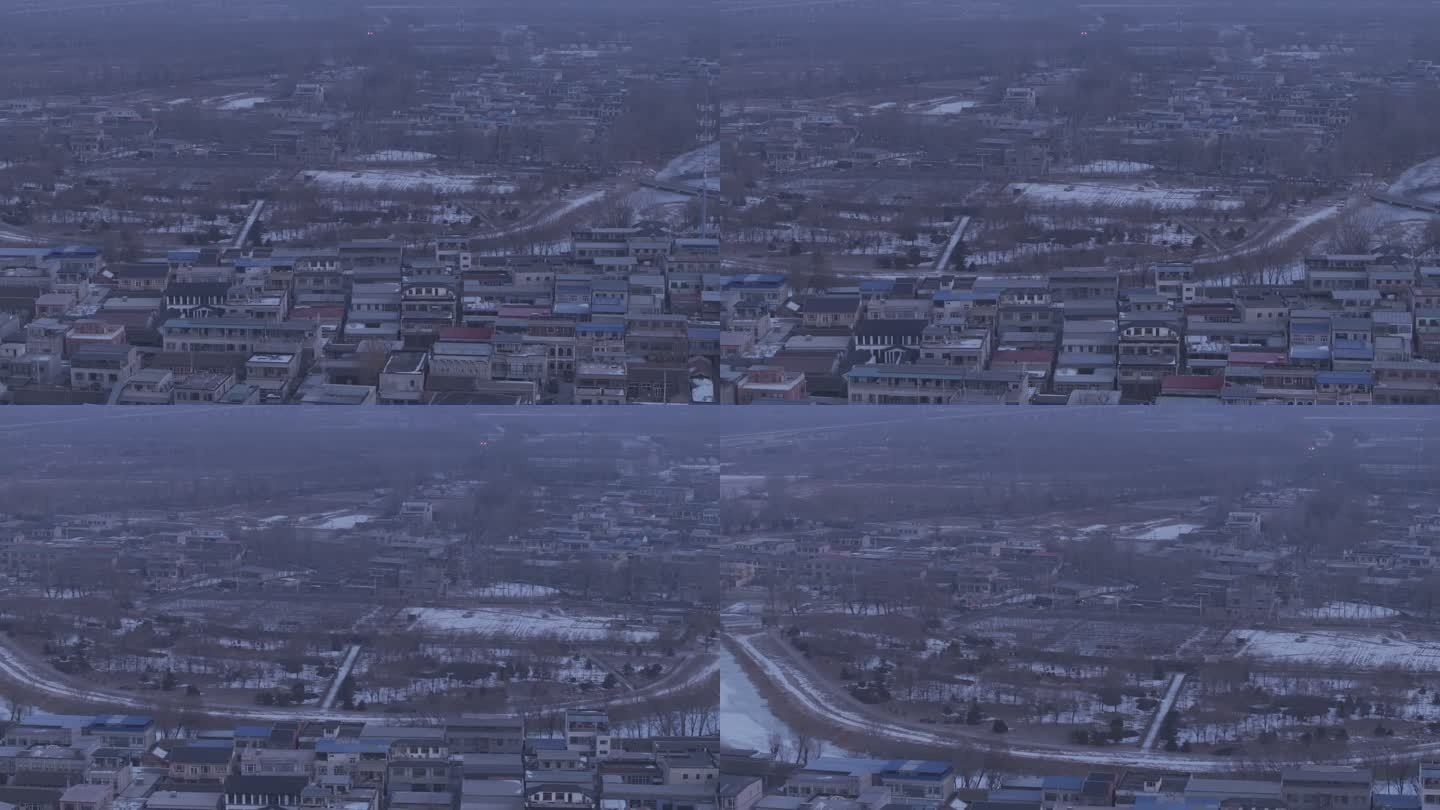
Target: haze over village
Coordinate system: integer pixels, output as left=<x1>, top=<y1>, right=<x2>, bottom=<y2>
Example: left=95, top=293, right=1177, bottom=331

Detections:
left=3, top=7, right=1440, bottom=810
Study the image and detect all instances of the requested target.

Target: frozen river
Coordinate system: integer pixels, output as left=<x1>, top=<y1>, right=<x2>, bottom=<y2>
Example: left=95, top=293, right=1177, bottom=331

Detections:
left=721, top=644, right=851, bottom=756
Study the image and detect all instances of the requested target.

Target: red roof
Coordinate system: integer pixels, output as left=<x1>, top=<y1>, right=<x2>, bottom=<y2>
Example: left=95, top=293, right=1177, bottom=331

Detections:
left=1227, top=351, right=1286, bottom=367
left=439, top=325, right=495, bottom=342
left=1162, top=374, right=1225, bottom=393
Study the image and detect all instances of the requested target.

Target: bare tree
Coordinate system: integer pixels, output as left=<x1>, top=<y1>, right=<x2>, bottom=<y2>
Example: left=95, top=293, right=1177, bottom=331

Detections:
left=1328, top=211, right=1379, bottom=255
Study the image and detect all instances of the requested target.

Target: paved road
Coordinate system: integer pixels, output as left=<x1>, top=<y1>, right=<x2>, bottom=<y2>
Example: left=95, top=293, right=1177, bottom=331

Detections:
left=932, top=215, right=971, bottom=272
left=0, top=224, right=46, bottom=245
left=320, top=644, right=363, bottom=709
left=1369, top=190, right=1440, bottom=213
left=729, top=628, right=1440, bottom=770
left=232, top=200, right=266, bottom=249
left=1139, top=672, right=1187, bottom=751
left=639, top=179, right=703, bottom=197
left=0, top=628, right=716, bottom=724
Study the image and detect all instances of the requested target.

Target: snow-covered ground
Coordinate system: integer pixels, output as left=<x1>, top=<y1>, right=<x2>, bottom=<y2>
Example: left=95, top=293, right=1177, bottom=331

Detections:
left=720, top=475, right=766, bottom=496
left=0, top=227, right=41, bottom=244
left=303, top=169, right=503, bottom=194
left=1232, top=629, right=1440, bottom=670
left=453, top=582, right=561, bottom=599
left=216, top=95, right=268, bottom=111
left=1269, top=203, right=1344, bottom=242
left=1134, top=523, right=1201, bottom=541
left=313, top=513, right=373, bottom=530
left=1387, top=155, right=1440, bottom=199
left=1196, top=202, right=1343, bottom=268
left=0, top=625, right=709, bottom=723
left=354, top=150, right=438, bottom=163
left=1012, top=182, right=1242, bottom=210
left=657, top=142, right=718, bottom=181
left=407, top=607, right=657, bottom=642
left=626, top=188, right=692, bottom=221
left=1296, top=602, right=1401, bottom=620
left=1198, top=258, right=1307, bottom=287
left=914, top=96, right=978, bottom=115
left=525, top=188, right=608, bottom=227
left=691, top=377, right=715, bottom=404
left=728, top=632, right=1245, bottom=770
left=1064, top=160, right=1154, bottom=175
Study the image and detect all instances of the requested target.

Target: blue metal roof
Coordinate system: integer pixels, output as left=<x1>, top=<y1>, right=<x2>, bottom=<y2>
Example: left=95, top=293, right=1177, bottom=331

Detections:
left=1041, top=777, right=1085, bottom=791
left=1333, top=344, right=1374, bottom=360
left=234, top=725, right=272, bottom=737
left=1373, top=795, right=1421, bottom=810
left=881, top=759, right=951, bottom=778
left=805, top=755, right=886, bottom=774
left=726, top=273, right=786, bottom=288
left=1135, top=797, right=1221, bottom=810
left=316, top=739, right=391, bottom=754
left=934, top=289, right=996, bottom=302
left=87, top=714, right=153, bottom=729
left=860, top=279, right=896, bottom=292
left=988, top=790, right=1044, bottom=802
left=1316, top=371, right=1373, bottom=386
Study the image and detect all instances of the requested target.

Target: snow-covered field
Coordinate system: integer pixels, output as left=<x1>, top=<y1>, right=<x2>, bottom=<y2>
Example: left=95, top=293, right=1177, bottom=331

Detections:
left=453, top=582, right=560, bottom=600
left=311, top=512, right=373, bottom=530
left=1268, top=203, right=1344, bottom=242
left=354, top=150, right=437, bottom=163
left=1135, top=523, right=1201, bottom=541
left=729, top=632, right=1241, bottom=769
left=657, top=142, right=718, bottom=181
left=915, top=96, right=978, bottom=115
left=1012, top=182, right=1242, bottom=210
left=626, top=188, right=692, bottom=218
left=0, top=227, right=41, bottom=244
left=1232, top=629, right=1440, bottom=670
left=1065, top=160, right=1154, bottom=175
left=216, top=95, right=268, bottom=111
left=498, top=188, right=609, bottom=232
left=303, top=170, right=503, bottom=194
left=1387, top=155, right=1440, bottom=199
left=407, top=607, right=657, bottom=642
left=1297, top=602, right=1401, bottom=620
